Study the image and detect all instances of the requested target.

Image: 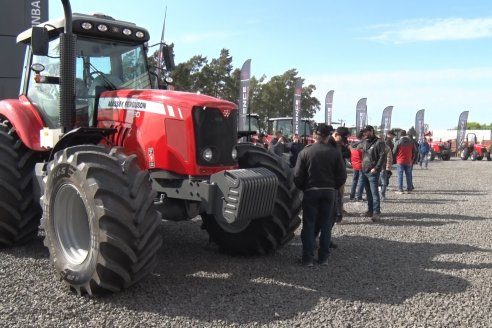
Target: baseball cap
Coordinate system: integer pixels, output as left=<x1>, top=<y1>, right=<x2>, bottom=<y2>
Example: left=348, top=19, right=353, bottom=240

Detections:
left=336, top=127, right=350, bottom=138
left=315, top=124, right=334, bottom=137
left=361, top=125, right=375, bottom=132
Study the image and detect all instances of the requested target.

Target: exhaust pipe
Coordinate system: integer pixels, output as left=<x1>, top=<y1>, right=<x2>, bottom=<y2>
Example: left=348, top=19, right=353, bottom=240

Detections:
left=59, top=0, right=76, bottom=132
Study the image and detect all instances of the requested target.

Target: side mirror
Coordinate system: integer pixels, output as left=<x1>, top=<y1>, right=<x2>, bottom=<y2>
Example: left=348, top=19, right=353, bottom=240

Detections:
left=161, top=44, right=175, bottom=71
left=31, top=26, right=49, bottom=56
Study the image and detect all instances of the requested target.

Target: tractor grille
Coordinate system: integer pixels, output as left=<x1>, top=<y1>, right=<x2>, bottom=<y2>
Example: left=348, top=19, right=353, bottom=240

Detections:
left=192, top=107, right=237, bottom=166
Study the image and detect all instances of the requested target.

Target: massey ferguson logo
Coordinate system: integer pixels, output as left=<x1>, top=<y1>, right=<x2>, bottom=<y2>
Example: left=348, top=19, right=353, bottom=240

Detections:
left=222, top=109, right=231, bottom=118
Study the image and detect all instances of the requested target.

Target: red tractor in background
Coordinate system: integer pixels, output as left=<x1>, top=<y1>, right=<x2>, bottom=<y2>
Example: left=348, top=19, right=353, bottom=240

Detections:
left=458, top=133, right=491, bottom=161
left=425, top=135, right=452, bottom=161
left=0, top=0, right=301, bottom=296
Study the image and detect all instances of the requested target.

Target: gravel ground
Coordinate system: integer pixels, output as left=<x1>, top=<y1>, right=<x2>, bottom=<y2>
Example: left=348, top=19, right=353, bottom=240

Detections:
left=1, top=158, right=491, bottom=328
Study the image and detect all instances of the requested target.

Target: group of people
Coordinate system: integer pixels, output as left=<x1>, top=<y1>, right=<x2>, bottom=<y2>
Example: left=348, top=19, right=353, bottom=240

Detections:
left=254, top=130, right=307, bottom=167
left=292, top=123, right=430, bottom=267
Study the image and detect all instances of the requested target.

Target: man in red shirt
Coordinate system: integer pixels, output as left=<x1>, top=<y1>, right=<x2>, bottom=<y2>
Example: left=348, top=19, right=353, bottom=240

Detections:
left=349, top=131, right=364, bottom=201
left=392, top=130, right=417, bottom=193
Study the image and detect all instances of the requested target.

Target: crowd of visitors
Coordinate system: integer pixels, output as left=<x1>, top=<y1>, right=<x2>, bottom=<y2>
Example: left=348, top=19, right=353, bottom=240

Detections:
left=250, top=124, right=428, bottom=267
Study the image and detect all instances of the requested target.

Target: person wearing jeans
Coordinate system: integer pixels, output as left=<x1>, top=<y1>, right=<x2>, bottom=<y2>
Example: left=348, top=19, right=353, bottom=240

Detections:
left=359, top=125, right=387, bottom=222
left=349, top=135, right=364, bottom=201
left=294, top=124, right=347, bottom=267
left=393, top=130, right=417, bottom=193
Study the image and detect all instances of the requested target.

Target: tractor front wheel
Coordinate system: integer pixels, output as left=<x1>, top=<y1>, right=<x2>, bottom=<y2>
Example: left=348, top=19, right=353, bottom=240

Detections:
left=42, top=145, right=162, bottom=295
left=461, top=148, right=470, bottom=160
left=201, top=143, right=301, bottom=255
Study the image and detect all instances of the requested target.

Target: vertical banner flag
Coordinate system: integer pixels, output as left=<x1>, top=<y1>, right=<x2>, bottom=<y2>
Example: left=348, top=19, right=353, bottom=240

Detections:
left=238, top=59, right=251, bottom=131
left=380, top=106, right=393, bottom=138
left=456, top=110, right=469, bottom=149
left=355, top=98, right=367, bottom=134
left=293, top=79, right=303, bottom=135
left=325, top=90, right=334, bottom=125
left=415, top=109, right=425, bottom=142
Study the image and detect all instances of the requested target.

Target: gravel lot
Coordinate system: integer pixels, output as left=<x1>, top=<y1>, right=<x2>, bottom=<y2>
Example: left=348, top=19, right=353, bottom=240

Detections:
left=1, top=158, right=491, bottom=328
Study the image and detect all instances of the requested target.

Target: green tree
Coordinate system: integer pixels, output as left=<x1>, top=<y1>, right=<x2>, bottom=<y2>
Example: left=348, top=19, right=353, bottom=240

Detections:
left=466, top=121, right=492, bottom=130
left=250, top=69, right=320, bottom=123
left=160, top=49, right=321, bottom=128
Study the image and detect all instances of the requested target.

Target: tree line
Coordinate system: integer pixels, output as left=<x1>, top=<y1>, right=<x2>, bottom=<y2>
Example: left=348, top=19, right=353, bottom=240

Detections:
left=149, top=48, right=320, bottom=130
left=149, top=48, right=492, bottom=132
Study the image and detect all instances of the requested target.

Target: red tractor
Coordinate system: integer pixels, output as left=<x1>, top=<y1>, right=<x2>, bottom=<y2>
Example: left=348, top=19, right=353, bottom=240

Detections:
left=458, top=133, right=491, bottom=161
left=0, top=0, right=301, bottom=296
left=427, top=139, right=451, bottom=161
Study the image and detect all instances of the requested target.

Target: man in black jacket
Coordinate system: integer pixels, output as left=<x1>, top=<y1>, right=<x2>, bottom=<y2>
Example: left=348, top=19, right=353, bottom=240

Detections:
left=359, top=125, right=387, bottom=222
left=294, top=124, right=347, bottom=266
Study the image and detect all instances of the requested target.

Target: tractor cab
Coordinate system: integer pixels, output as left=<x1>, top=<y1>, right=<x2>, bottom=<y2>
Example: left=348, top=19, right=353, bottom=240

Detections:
left=267, top=117, right=314, bottom=143
left=17, top=13, right=155, bottom=129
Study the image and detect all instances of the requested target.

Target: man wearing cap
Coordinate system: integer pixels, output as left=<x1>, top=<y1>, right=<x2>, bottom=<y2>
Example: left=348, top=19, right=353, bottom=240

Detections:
left=294, top=124, right=347, bottom=266
left=359, top=125, right=387, bottom=222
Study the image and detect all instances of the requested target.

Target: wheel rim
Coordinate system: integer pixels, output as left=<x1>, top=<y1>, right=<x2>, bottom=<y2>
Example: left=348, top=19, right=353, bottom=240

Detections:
left=53, top=184, right=90, bottom=265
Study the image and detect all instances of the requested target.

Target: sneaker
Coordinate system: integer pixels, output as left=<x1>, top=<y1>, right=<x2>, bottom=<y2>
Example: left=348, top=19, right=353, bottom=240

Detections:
left=371, top=213, right=381, bottom=222
left=395, top=190, right=404, bottom=195
left=406, top=190, right=411, bottom=194
left=359, top=211, right=373, bottom=217
left=318, top=258, right=329, bottom=266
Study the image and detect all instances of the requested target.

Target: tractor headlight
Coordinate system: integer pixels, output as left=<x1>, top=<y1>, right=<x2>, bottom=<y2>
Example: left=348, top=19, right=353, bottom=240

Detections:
left=231, top=147, right=238, bottom=161
left=122, top=28, right=132, bottom=36
left=97, top=24, right=108, bottom=32
left=135, top=31, right=145, bottom=38
left=202, top=148, right=213, bottom=162
left=81, top=22, right=93, bottom=30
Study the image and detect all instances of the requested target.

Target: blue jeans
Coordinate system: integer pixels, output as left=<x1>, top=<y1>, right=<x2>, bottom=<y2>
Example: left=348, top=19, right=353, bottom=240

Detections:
left=397, top=164, right=413, bottom=191
left=359, top=171, right=381, bottom=214
left=379, top=170, right=389, bottom=197
left=419, top=152, right=429, bottom=168
left=350, top=170, right=364, bottom=200
left=301, top=189, right=336, bottom=262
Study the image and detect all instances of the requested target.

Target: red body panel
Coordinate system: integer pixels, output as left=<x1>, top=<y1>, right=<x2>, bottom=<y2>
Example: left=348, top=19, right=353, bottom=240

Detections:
left=0, top=95, right=47, bottom=151
left=97, top=89, right=238, bottom=176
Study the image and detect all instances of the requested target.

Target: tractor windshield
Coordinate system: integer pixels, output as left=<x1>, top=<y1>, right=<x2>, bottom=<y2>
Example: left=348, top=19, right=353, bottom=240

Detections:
left=26, top=36, right=151, bottom=128
left=76, top=37, right=151, bottom=90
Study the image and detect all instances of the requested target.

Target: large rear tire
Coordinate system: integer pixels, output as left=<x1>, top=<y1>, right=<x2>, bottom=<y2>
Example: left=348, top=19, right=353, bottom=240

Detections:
left=0, top=120, right=42, bottom=246
left=201, top=143, right=302, bottom=255
left=42, top=145, right=162, bottom=295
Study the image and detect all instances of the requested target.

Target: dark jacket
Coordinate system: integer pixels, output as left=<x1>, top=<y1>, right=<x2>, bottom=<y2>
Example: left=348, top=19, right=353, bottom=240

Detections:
left=294, top=142, right=347, bottom=191
left=361, top=137, right=387, bottom=173
left=289, top=141, right=304, bottom=167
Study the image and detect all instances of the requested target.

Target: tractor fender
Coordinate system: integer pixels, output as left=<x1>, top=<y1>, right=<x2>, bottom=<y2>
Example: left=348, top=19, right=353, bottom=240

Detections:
left=0, top=96, right=46, bottom=151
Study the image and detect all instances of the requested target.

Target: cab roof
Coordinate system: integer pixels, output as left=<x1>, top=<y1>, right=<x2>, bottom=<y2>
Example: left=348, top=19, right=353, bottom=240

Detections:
left=17, top=12, right=149, bottom=44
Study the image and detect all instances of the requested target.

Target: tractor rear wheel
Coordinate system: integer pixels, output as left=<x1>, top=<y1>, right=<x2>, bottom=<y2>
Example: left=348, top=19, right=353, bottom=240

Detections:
left=0, top=120, right=42, bottom=246
left=471, top=151, right=479, bottom=161
left=441, top=153, right=451, bottom=161
left=42, top=145, right=162, bottom=295
left=201, top=143, right=302, bottom=255
left=486, top=152, right=491, bottom=161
